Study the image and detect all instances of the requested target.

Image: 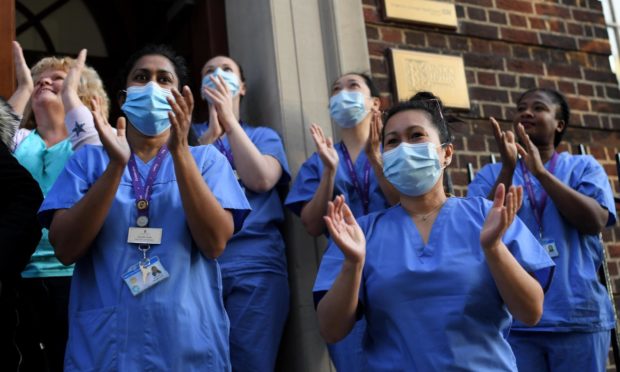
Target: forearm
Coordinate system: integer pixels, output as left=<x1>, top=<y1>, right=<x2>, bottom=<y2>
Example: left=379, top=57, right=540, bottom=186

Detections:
left=371, top=162, right=399, bottom=205
left=227, top=126, right=281, bottom=192
left=300, top=168, right=336, bottom=236
left=487, top=166, right=514, bottom=200
left=171, top=146, right=234, bottom=258
left=316, top=259, right=364, bottom=343
left=7, top=87, right=32, bottom=116
left=484, top=241, right=544, bottom=326
left=537, top=170, right=608, bottom=234
left=49, top=162, right=125, bottom=264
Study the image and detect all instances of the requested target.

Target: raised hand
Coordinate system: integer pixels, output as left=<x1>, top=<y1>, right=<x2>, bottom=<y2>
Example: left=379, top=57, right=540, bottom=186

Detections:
left=202, top=75, right=238, bottom=133
left=91, top=96, right=130, bottom=166
left=365, top=110, right=383, bottom=167
left=8, top=41, right=34, bottom=114
left=323, top=195, right=366, bottom=264
left=167, top=86, right=195, bottom=153
left=480, top=184, right=523, bottom=251
left=515, top=123, right=546, bottom=177
left=62, top=49, right=87, bottom=112
left=310, top=123, right=339, bottom=171
left=490, top=117, right=518, bottom=170
left=199, top=104, right=224, bottom=145
left=13, top=41, right=32, bottom=92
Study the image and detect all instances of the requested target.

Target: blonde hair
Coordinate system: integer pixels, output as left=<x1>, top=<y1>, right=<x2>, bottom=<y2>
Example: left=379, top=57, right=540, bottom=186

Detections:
left=20, top=56, right=109, bottom=129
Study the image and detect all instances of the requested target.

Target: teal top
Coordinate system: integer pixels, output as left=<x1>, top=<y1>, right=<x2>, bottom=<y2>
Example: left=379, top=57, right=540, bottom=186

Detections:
left=14, top=130, right=74, bottom=278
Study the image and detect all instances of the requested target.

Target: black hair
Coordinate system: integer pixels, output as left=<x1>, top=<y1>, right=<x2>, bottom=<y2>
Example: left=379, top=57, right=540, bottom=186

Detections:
left=516, top=88, right=570, bottom=147
left=382, top=91, right=452, bottom=144
left=335, top=72, right=380, bottom=98
left=120, top=44, right=189, bottom=90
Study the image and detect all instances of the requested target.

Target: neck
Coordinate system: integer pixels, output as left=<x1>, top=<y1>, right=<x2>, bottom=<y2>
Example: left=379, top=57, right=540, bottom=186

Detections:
left=126, top=125, right=169, bottom=162
left=400, top=181, right=447, bottom=217
left=537, top=144, right=556, bottom=163
left=33, top=105, right=67, bottom=146
left=341, top=117, right=371, bottom=161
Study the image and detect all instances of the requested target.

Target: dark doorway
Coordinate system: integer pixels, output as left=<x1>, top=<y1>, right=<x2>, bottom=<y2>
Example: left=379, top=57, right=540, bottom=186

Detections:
left=16, top=0, right=228, bottom=122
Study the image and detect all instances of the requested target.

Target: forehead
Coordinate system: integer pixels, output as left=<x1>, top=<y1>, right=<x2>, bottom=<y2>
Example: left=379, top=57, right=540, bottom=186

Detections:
left=334, top=74, right=367, bottom=87
left=130, top=55, right=176, bottom=76
left=518, top=90, right=556, bottom=106
left=385, top=109, right=436, bottom=134
left=37, top=68, right=67, bottom=78
left=202, top=56, right=239, bottom=74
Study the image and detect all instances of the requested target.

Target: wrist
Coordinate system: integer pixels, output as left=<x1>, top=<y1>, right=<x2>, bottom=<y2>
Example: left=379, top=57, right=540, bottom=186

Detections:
left=322, top=166, right=338, bottom=177
left=223, top=115, right=241, bottom=134
left=343, top=256, right=365, bottom=270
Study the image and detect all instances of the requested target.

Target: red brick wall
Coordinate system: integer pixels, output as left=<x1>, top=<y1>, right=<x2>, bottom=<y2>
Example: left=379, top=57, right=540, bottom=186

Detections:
left=364, top=0, right=620, bottom=349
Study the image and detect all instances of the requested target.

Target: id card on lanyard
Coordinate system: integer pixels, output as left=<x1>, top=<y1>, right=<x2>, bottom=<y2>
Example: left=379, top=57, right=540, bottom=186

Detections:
left=521, top=152, right=559, bottom=258
left=123, top=146, right=170, bottom=295
left=215, top=137, right=244, bottom=190
left=340, top=143, right=371, bottom=215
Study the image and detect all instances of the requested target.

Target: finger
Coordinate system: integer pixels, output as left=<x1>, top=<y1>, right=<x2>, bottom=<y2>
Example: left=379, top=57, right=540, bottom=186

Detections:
left=504, top=130, right=515, bottom=144
left=490, top=117, right=502, bottom=143
left=323, top=216, right=337, bottom=237
left=326, top=200, right=335, bottom=219
left=170, top=88, right=188, bottom=116
left=342, top=202, right=357, bottom=225
left=116, top=117, right=127, bottom=138
left=182, top=86, right=194, bottom=113
left=493, top=183, right=505, bottom=209
left=516, top=123, right=534, bottom=152
left=505, top=187, right=514, bottom=220
left=516, top=186, right=523, bottom=209
left=217, top=75, right=231, bottom=96
left=168, top=111, right=179, bottom=132
left=326, top=137, right=333, bottom=148
left=12, top=41, right=26, bottom=67
left=516, top=142, right=527, bottom=158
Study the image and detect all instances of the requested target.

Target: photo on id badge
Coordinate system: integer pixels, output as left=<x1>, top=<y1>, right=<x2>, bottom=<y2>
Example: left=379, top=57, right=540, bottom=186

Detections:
left=122, top=256, right=170, bottom=296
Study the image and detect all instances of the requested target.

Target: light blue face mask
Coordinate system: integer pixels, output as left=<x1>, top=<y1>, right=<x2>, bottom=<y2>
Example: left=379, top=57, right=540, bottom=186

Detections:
left=329, top=90, right=369, bottom=128
left=121, top=82, right=173, bottom=136
left=201, top=67, right=241, bottom=102
left=382, top=142, right=445, bottom=197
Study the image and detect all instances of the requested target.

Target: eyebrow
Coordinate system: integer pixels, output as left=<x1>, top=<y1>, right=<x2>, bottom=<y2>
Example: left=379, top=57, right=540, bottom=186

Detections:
left=132, top=68, right=174, bottom=75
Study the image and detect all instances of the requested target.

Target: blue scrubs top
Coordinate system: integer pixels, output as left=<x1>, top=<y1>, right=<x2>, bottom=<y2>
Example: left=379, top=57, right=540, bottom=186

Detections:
left=285, top=141, right=390, bottom=217
left=38, top=144, right=251, bottom=371
left=194, top=122, right=291, bottom=277
left=468, top=152, right=617, bottom=332
left=314, top=197, right=555, bottom=371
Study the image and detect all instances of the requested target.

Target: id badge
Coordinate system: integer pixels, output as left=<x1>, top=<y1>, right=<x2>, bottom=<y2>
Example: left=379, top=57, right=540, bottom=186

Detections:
left=127, top=227, right=162, bottom=245
left=122, top=256, right=170, bottom=296
left=541, top=239, right=559, bottom=258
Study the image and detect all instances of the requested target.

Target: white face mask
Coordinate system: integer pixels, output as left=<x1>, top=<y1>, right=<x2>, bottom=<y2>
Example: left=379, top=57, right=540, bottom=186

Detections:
left=382, top=142, right=445, bottom=196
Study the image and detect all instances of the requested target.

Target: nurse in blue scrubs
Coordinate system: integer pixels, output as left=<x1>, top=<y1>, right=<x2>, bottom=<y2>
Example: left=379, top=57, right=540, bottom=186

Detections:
left=468, top=88, right=617, bottom=372
left=286, top=73, right=397, bottom=371
left=314, top=92, right=555, bottom=371
left=38, top=45, right=250, bottom=371
left=193, top=55, right=290, bottom=371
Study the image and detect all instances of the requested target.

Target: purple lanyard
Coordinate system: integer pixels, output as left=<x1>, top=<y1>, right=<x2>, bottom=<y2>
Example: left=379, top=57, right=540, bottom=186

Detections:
left=340, top=143, right=371, bottom=215
left=520, top=152, right=558, bottom=237
left=128, top=145, right=169, bottom=223
left=214, top=138, right=235, bottom=169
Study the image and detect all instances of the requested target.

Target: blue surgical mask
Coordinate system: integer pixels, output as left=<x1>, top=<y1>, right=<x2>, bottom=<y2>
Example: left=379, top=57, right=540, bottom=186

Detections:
left=201, top=67, right=240, bottom=101
left=329, top=90, right=369, bottom=128
left=382, top=142, right=445, bottom=197
left=121, top=82, right=173, bottom=136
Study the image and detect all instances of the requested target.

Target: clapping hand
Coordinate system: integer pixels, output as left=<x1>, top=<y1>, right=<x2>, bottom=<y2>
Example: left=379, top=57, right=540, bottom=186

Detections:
left=480, top=184, right=523, bottom=251
left=310, top=123, right=339, bottom=171
left=323, top=195, right=366, bottom=264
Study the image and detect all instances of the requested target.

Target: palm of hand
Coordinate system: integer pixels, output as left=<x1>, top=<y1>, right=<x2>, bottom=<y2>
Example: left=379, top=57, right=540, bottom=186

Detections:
left=480, top=206, right=504, bottom=249
left=319, top=143, right=339, bottom=169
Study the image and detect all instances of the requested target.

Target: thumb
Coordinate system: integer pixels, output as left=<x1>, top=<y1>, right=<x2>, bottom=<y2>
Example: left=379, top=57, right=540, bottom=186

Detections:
left=116, top=117, right=127, bottom=138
